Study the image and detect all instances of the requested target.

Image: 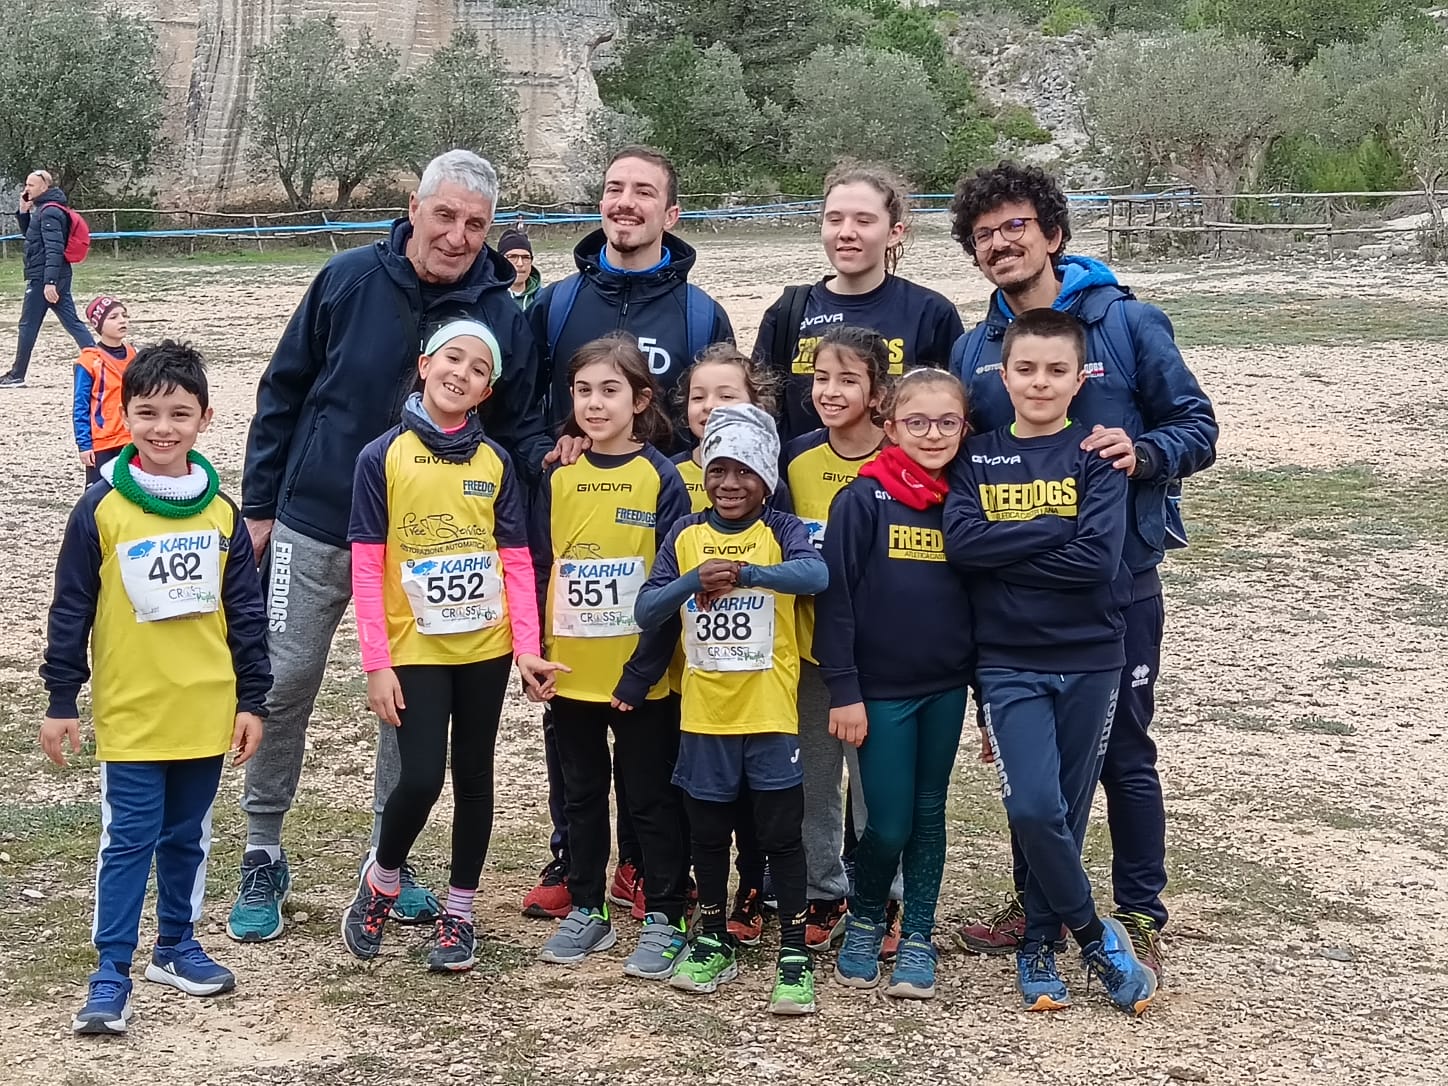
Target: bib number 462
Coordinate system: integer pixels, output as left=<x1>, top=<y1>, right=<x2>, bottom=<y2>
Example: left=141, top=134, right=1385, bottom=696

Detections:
left=147, top=552, right=203, bottom=584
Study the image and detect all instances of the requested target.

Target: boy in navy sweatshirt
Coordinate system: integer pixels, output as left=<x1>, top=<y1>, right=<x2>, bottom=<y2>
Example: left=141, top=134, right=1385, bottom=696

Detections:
left=943, top=308, right=1155, bottom=1015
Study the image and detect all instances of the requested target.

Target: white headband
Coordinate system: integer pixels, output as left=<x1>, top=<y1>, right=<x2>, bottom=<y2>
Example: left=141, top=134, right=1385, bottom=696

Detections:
left=424, top=319, right=503, bottom=385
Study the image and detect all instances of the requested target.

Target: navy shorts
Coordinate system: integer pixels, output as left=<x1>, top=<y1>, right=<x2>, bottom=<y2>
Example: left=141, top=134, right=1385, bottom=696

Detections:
left=672, top=732, right=803, bottom=803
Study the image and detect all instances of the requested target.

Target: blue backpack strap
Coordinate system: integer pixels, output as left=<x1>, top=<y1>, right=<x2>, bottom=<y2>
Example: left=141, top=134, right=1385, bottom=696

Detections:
left=1098, top=297, right=1138, bottom=395
left=684, top=283, right=715, bottom=362
left=950, top=325, right=988, bottom=382
left=545, top=273, right=585, bottom=356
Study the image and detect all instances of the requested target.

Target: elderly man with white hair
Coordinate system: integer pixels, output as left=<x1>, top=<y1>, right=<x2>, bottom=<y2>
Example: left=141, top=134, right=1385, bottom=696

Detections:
left=229, top=149, right=551, bottom=943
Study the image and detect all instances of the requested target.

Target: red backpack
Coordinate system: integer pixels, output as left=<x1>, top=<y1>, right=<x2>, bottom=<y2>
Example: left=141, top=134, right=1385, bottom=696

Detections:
left=39, top=202, right=91, bottom=264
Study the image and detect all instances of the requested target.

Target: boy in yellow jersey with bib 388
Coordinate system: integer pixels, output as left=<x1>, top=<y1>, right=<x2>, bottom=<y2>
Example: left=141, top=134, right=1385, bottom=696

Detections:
left=637, top=404, right=828, bottom=1015
left=40, top=342, right=271, bottom=1037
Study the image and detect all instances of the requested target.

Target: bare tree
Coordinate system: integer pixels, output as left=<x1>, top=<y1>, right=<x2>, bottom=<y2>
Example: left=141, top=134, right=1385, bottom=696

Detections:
left=1394, top=90, right=1448, bottom=237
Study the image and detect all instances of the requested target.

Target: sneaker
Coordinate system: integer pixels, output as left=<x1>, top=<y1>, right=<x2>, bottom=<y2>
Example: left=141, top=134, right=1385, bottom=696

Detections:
left=670, top=933, right=739, bottom=993
left=1113, top=910, right=1166, bottom=983
left=886, top=933, right=938, bottom=1000
left=0, top=373, right=26, bottom=389
left=623, top=912, right=688, bottom=979
left=727, top=887, right=765, bottom=947
left=761, top=864, right=777, bottom=911
left=609, top=860, right=642, bottom=911
left=226, top=849, right=291, bottom=943
left=1083, top=916, right=1158, bottom=1014
left=521, top=858, right=572, bottom=920
left=340, top=864, right=397, bottom=961
left=833, top=914, right=884, bottom=989
left=1016, top=942, right=1071, bottom=1011
left=72, top=969, right=133, bottom=1035
left=879, top=898, right=902, bottom=962
left=804, top=899, right=847, bottom=950
left=953, top=893, right=1025, bottom=955
left=428, top=914, right=477, bottom=973
left=391, top=862, right=441, bottom=925
left=144, top=939, right=236, bottom=996
left=769, top=949, right=817, bottom=1015
left=539, top=906, right=616, bottom=964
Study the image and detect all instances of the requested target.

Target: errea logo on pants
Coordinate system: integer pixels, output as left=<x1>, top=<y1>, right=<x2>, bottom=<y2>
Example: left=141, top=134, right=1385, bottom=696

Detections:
left=1131, top=664, right=1152, bottom=688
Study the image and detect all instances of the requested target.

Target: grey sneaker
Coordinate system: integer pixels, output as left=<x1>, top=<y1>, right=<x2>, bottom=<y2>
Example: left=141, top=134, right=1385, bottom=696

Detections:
left=340, top=863, right=397, bottom=961
left=0, top=373, right=26, bottom=389
left=623, top=912, right=688, bottom=979
left=427, top=914, right=477, bottom=973
left=539, top=907, right=616, bottom=964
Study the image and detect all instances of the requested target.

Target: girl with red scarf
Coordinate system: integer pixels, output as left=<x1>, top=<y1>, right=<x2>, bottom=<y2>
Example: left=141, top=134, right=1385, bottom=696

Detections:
left=813, top=367, right=973, bottom=1000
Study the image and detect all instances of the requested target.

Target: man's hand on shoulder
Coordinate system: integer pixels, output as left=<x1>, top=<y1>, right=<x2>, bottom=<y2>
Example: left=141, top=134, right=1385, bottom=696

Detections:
left=1081, top=424, right=1136, bottom=475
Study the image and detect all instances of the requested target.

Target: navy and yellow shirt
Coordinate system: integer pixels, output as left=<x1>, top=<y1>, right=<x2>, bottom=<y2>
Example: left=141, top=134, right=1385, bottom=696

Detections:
left=532, top=444, right=690, bottom=704
left=815, top=477, right=973, bottom=706
left=783, top=428, right=880, bottom=664
left=41, top=481, right=271, bottom=761
left=349, top=425, right=527, bottom=666
left=637, top=509, right=826, bottom=736
left=943, top=421, right=1130, bottom=673
left=754, top=275, right=964, bottom=442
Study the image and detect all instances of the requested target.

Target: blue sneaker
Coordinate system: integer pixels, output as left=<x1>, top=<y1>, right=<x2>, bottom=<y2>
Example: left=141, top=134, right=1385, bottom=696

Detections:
left=885, top=933, right=937, bottom=999
left=539, top=907, right=616, bottom=964
left=144, top=939, right=236, bottom=996
left=833, top=914, right=884, bottom=989
left=72, top=968, right=133, bottom=1035
left=1083, top=916, right=1158, bottom=1014
left=389, top=860, right=441, bottom=925
left=1016, top=942, right=1071, bottom=1011
left=226, top=850, right=290, bottom=942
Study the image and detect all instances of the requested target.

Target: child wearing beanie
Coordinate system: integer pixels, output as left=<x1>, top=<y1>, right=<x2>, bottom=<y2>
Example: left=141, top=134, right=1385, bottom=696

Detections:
left=73, top=295, right=137, bottom=487
left=635, top=404, right=829, bottom=1016
left=498, top=229, right=541, bottom=310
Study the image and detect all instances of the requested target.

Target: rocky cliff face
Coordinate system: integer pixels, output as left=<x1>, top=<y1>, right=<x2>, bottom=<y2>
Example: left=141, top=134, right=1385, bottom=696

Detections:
left=139, top=0, right=610, bottom=207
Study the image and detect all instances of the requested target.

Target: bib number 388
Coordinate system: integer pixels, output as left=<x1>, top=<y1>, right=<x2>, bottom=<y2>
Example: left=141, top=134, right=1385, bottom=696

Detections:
left=683, top=589, right=775, bottom=672
left=117, top=530, right=222, bottom=622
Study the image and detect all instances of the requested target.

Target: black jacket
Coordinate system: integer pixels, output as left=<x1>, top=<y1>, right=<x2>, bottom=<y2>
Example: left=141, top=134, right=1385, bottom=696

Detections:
left=242, top=218, right=552, bottom=548
left=532, top=229, right=733, bottom=430
left=16, top=185, right=71, bottom=284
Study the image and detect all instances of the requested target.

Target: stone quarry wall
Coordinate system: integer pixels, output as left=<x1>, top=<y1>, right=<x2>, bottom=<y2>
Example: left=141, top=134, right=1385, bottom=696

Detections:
left=137, top=0, right=611, bottom=207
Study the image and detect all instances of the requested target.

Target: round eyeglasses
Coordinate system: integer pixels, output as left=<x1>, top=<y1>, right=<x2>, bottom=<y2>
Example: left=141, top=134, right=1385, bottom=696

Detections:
left=898, top=414, right=964, bottom=438
left=968, top=216, right=1038, bottom=252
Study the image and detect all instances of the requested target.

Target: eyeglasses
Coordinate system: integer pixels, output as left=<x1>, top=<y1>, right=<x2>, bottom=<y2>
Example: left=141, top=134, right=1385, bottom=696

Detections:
left=968, top=216, right=1038, bottom=252
left=898, top=414, right=964, bottom=438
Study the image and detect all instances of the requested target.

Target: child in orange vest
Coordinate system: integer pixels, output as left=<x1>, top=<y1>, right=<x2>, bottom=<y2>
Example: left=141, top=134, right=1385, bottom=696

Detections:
left=74, top=296, right=137, bottom=487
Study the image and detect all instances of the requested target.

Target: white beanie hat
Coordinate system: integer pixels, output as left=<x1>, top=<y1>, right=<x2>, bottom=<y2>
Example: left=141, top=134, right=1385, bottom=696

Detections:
left=701, top=404, right=780, bottom=495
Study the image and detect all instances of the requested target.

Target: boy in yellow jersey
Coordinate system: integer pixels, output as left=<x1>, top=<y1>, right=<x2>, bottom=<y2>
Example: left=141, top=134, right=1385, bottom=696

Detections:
left=637, top=404, right=828, bottom=1015
left=40, top=342, right=271, bottom=1036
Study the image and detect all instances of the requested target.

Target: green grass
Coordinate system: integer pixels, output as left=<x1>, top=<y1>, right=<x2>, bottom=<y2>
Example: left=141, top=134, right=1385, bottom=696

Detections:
left=1158, top=291, right=1448, bottom=347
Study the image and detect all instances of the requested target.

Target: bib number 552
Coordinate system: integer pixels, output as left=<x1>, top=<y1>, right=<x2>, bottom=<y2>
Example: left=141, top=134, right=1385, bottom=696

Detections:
left=425, top=571, right=489, bottom=604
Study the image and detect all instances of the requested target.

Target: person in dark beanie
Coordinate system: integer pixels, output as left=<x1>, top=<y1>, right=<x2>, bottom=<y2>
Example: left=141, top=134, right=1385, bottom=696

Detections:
left=500, top=228, right=542, bottom=311
left=2, top=169, right=95, bottom=388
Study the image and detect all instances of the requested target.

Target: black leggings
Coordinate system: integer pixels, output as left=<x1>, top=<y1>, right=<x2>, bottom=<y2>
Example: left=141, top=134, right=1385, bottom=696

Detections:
left=686, top=786, right=806, bottom=950
left=375, top=655, right=511, bottom=891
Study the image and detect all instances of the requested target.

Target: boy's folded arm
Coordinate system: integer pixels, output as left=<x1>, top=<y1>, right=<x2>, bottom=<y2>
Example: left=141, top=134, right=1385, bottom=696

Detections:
left=41, top=500, right=103, bottom=717
left=737, top=556, right=827, bottom=595
left=635, top=567, right=701, bottom=630
left=222, top=509, right=273, bottom=716
left=942, top=465, right=1071, bottom=568
left=993, top=456, right=1128, bottom=588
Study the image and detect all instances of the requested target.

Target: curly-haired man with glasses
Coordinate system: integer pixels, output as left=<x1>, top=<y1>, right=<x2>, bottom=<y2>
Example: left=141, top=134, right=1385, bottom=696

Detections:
left=947, top=161, right=1219, bottom=993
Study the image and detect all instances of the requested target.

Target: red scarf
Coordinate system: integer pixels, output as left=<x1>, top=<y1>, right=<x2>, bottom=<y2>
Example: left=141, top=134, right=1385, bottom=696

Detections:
left=858, top=444, right=950, bottom=510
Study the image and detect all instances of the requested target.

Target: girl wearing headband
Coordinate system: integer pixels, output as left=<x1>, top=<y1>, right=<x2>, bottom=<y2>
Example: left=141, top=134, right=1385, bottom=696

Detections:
left=340, top=319, right=565, bottom=973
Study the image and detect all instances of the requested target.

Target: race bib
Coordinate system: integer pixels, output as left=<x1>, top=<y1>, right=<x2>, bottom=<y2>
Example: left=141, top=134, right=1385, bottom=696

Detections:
left=552, top=556, right=645, bottom=638
left=683, top=589, right=775, bottom=672
left=116, top=530, right=222, bottom=622
left=801, top=518, right=827, bottom=549
left=400, top=551, right=504, bottom=635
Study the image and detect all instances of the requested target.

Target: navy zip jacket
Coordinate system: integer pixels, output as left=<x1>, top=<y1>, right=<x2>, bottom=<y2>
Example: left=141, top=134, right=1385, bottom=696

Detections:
left=16, top=185, right=72, bottom=284
left=944, top=422, right=1130, bottom=674
left=533, top=229, right=733, bottom=430
left=815, top=476, right=973, bottom=707
left=949, top=256, right=1217, bottom=600
left=242, top=219, right=552, bottom=549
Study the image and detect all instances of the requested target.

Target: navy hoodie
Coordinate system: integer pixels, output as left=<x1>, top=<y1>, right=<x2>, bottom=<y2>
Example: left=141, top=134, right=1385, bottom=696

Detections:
left=242, top=219, right=551, bottom=549
left=16, top=185, right=73, bottom=284
left=814, top=476, right=973, bottom=706
left=949, top=256, right=1217, bottom=599
left=944, top=421, right=1130, bottom=674
left=754, top=274, right=964, bottom=444
left=533, top=228, right=734, bottom=430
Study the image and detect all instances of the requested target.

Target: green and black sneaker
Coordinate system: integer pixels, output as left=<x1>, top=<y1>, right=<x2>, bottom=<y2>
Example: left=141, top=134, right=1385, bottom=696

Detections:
left=769, top=948, right=817, bottom=1015
left=669, top=933, right=738, bottom=993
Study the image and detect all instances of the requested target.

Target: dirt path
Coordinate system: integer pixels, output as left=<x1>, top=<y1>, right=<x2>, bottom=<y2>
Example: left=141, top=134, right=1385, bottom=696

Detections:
left=1, top=229, right=1445, bottom=1085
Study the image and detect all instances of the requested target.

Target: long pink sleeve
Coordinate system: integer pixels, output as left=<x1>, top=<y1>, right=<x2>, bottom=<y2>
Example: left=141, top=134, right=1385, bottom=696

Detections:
left=500, top=545, right=541, bottom=658
left=351, top=542, right=393, bottom=672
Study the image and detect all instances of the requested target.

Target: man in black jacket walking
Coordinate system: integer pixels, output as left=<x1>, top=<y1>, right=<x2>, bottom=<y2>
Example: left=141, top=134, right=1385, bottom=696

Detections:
left=227, top=149, right=551, bottom=943
left=1, top=170, right=94, bottom=388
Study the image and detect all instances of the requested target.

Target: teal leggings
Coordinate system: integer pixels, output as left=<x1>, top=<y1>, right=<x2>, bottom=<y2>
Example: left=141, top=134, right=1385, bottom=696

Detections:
left=851, top=687, right=968, bottom=935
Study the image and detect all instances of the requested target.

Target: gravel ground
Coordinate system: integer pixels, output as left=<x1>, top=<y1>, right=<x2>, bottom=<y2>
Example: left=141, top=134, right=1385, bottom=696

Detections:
left=0, top=224, right=1445, bottom=1085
